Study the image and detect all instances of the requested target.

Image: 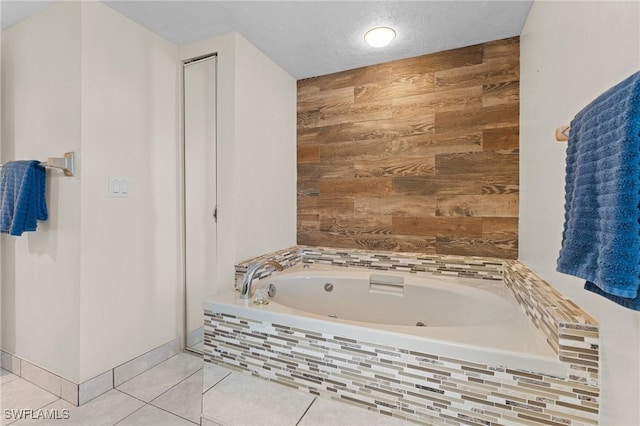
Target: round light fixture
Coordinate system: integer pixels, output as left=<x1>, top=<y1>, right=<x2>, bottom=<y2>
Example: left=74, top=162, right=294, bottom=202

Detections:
left=364, top=27, right=396, bottom=48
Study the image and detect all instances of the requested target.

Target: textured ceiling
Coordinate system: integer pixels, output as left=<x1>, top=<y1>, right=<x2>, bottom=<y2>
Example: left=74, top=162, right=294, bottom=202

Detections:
left=1, top=1, right=532, bottom=79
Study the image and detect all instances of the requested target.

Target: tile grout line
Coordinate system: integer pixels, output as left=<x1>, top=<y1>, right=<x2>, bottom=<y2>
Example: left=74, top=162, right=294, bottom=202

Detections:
left=149, top=402, right=200, bottom=425
left=112, top=402, right=148, bottom=426
left=145, top=364, right=204, bottom=404
left=114, top=364, right=204, bottom=425
left=294, top=397, right=317, bottom=426
left=115, top=352, right=186, bottom=390
left=202, top=370, right=235, bottom=397
left=202, top=370, right=232, bottom=395
left=200, top=373, right=238, bottom=426
left=2, top=379, right=62, bottom=426
left=146, top=366, right=206, bottom=422
left=110, top=395, right=200, bottom=426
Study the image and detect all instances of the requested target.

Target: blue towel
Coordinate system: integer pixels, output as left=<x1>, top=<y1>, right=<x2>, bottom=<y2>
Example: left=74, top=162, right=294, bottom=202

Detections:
left=0, top=160, right=48, bottom=236
left=557, top=71, right=640, bottom=310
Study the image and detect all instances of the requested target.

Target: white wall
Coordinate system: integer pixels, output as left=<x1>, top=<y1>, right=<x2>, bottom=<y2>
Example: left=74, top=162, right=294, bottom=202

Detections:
left=2, top=7, right=295, bottom=382
left=179, top=33, right=297, bottom=294
left=233, top=34, right=297, bottom=262
left=78, top=2, right=180, bottom=381
left=1, top=1, right=82, bottom=381
left=520, top=2, right=640, bottom=424
left=1, top=1, right=180, bottom=383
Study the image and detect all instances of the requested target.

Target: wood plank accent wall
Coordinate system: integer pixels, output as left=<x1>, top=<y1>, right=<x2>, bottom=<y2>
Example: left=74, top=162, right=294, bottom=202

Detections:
left=297, top=37, right=519, bottom=259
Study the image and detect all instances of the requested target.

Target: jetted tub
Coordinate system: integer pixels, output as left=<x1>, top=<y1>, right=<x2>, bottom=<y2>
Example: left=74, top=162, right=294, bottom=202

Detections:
left=205, top=264, right=566, bottom=376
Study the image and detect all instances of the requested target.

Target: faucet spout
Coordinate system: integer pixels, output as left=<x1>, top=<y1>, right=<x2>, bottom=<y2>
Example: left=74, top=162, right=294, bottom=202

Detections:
left=239, top=260, right=284, bottom=299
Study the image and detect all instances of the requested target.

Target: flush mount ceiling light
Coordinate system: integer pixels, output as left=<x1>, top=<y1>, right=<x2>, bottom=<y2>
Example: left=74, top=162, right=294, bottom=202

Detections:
left=364, top=27, right=396, bottom=48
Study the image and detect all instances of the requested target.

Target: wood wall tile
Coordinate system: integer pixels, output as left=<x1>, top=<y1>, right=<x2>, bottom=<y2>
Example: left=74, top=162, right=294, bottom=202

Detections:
left=482, top=217, right=519, bottom=238
left=482, top=127, right=519, bottom=151
left=435, top=151, right=519, bottom=175
left=298, top=63, right=395, bottom=92
left=319, top=177, right=393, bottom=196
left=482, top=80, right=519, bottom=107
left=435, top=194, right=519, bottom=217
left=296, top=86, right=354, bottom=112
left=297, top=37, right=520, bottom=259
left=354, top=196, right=436, bottom=217
left=434, top=59, right=518, bottom=91
left=482, top=37, right=520, bottom=62
left=392, top=217, right=483, bottom=238
left=434, top=103, right=519, bottom=133
left=298, top=100, right=392, bottom=129
left=391, top=132, right=483, bottom=156
left=297, top=144, right=319, bottom=163
left=297, top=214, right=320, bottom=232
left=297, top=163, right=354, bottom=179
left=319, top=140, right=393, bottom=162
left=392, top=86, right=482, bottom=118
left=297, top=196, right=354, bottom=215
left=393, top=175, right=485, bottom=196
left=354, top=156, right=435, bottom=177
left=297, top=180, right=320, bottom=198
left=392, top=44, right=484, bottom=76
left=354, top=73, right=435, bottom=103
left=320, top=216, right=392, bottom=236
left=436, top=237, right=518, bottom=258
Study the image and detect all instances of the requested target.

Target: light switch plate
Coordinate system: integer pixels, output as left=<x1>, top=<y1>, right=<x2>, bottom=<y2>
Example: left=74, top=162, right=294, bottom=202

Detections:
left=109, top=177, right=130, bottom=198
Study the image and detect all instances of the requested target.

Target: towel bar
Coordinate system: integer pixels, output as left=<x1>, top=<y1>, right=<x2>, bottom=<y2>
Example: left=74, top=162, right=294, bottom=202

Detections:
left=0, top=152, right=75, bottom=177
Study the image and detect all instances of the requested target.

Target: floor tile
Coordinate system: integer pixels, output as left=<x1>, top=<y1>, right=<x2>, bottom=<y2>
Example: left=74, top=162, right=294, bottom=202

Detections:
left=298, top=397, right=413, bottom=426
left=151, top=370, right=202, bottom=423
left=200, top=419, right=223, bottom=426
left=0, top=379, right=59, bottom=426
left=0, top=369, right=20, bottom=385
left=202, top=363, right=231, bottom=393
left=116, top=404, right=195, bottom=426
left=114, top=339, right=180, bottom=387
left=117, top=353, right=202, bottom=403
left=201, top=372, right=314, bottom=426
left=12, top=389, right=144, bottom=426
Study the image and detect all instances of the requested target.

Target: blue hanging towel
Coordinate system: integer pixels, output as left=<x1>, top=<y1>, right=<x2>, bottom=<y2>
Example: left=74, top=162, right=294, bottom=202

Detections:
left=0, top=160, right=48, bottom=236
left=557, top=71, right=640, bottom=310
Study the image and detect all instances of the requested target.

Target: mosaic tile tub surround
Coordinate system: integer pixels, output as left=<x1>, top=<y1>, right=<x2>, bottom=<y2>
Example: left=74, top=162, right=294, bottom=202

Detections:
left=208, top=246, right=600, bottom=425
left=233, top=245, right=504, bottom=284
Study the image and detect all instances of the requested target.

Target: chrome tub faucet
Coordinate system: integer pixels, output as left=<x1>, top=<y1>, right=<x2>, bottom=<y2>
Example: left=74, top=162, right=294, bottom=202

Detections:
left=239, top=260, right=284, bottom=299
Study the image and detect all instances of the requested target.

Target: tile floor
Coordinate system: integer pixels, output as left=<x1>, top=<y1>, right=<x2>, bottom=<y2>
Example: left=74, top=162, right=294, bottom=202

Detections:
left=1, top=351, right=411, bottom=426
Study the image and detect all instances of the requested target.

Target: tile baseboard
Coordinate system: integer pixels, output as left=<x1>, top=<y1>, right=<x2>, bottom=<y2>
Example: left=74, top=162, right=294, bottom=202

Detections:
left=1, top=337, right=180, bottom=406
left=113, top=338, right=180, bottom=387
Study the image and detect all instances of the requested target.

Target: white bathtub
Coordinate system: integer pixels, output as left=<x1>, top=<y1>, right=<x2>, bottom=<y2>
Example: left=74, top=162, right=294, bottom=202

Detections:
left=205, top=265, right=566, bottom=376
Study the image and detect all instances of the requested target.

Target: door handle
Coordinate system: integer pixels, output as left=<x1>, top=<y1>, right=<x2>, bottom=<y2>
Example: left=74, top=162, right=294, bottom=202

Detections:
left=213, top=206, right=217, bottom=223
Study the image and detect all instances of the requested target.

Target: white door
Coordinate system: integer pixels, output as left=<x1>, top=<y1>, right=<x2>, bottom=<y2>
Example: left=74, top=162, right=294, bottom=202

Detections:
left=184, top=55, right=217, bottom=351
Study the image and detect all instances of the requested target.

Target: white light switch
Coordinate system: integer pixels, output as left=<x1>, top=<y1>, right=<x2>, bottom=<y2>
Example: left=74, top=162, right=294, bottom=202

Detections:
left=109, top=177, right=130, bottom=198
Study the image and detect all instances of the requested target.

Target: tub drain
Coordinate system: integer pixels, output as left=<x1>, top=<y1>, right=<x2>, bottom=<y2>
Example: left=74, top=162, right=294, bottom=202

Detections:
left=328, top=314, right=338, bottom=318
left=416, top=321, right=427, bottom=327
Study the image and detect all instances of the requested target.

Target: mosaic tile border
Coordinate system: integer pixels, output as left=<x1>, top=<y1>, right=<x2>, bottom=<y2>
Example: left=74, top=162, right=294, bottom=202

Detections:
left=503, top=261, right=599, bottom=388
left=204, top=311, right=599, bottom=426
left=233, top=246, right=301, bottom=288
left=299, top=246, right=504, bottom=281
left=234, top=245, right=504, bottom=285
